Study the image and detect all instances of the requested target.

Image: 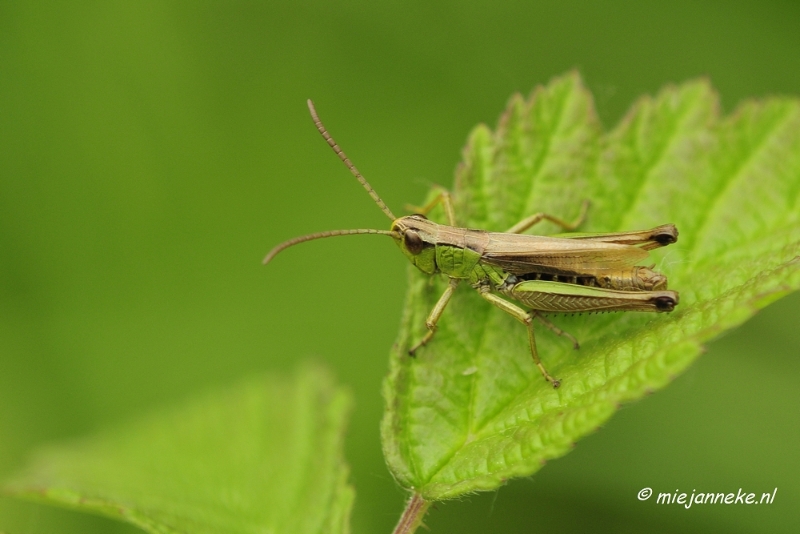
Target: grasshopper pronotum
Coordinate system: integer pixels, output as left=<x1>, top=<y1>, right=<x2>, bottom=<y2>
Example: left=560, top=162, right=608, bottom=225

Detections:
left=264, top=101, right=679, bottom=388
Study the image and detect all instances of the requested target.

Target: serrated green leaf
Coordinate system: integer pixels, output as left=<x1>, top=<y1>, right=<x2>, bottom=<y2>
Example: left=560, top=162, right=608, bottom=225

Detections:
left=3, top=365, right=354, bottom=534
left=382, top=72, right=800, bottom=500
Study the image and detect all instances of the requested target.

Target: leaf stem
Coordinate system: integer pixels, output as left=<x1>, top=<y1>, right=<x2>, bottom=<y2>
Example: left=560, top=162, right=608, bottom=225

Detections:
left=392, top=493, right=431, bottom=534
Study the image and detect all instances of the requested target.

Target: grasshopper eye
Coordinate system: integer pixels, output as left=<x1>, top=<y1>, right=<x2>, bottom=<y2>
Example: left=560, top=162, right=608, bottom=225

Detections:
left=404, top=230, right=424, bottom=255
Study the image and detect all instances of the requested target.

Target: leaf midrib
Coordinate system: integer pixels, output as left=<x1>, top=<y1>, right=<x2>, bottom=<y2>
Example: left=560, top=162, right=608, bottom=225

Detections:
left=418, top=86, right=584, bottom=487
left=615, top=95, right=698, bottom=232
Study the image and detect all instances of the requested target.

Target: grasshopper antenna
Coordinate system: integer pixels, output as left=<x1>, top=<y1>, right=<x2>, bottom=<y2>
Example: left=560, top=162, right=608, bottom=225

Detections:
left=307, top=100, right=396, bottom=220
left=263, top=229, right=399, bottom=265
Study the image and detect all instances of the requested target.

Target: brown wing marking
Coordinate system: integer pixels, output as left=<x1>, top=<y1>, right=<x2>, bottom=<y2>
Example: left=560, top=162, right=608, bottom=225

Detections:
left=481, top=232, right=648, bottom=276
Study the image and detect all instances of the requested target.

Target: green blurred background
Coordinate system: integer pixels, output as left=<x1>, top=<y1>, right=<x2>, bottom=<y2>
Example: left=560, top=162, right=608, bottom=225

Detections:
left=1, top=1, right=799, bottom=532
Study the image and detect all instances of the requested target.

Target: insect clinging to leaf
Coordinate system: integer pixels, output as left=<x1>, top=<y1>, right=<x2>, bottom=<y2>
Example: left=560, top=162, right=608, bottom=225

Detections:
left=264, top=100, right=679, bottom=388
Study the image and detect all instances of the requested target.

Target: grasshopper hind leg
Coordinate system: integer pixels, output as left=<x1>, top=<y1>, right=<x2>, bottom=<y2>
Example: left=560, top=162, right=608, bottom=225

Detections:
left=533, top=312, right=580, bottom=350
left=525, top=321, right=561, bottom=389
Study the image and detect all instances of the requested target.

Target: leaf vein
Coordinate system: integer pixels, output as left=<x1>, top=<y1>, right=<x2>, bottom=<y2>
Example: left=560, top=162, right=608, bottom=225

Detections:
left=520, top=84, right=573, bottom=224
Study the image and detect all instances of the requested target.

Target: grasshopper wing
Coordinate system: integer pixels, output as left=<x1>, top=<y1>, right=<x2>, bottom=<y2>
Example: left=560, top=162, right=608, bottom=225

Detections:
left=481, top=232, right=649, bottom=276
left=554, top=224, right=678, bottom=251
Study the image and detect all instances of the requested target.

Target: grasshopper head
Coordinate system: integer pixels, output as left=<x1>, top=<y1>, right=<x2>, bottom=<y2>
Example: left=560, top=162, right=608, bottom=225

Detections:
left=391, top=215, right=439, bottom=275
left=264, top=101, right=444, bottom=271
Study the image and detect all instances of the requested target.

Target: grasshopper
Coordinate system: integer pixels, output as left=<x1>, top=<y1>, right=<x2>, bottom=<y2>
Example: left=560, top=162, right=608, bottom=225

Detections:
left=264, top=100, right=679, bottom=388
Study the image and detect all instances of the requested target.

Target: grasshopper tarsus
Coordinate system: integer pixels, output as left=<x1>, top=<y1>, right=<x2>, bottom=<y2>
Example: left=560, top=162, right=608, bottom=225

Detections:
left=408, top=327, right=437, bottom=357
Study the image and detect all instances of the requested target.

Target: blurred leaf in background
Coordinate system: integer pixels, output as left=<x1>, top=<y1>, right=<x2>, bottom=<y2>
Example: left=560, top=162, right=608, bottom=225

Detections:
left=3, top=366, right=353, bottom=534
left=2, top=1, right=799, bottom=533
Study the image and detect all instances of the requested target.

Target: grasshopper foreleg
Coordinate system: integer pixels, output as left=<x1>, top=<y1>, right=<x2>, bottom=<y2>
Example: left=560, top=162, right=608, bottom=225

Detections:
left=405, top=188, right=457, bottom=226
left=533, top=311, right=580, bottom=350
left=477, top=286, right=560, bottom=388
left=506, top=199, right=590, bottom=234
left=409, top=277, right=461, bottom=356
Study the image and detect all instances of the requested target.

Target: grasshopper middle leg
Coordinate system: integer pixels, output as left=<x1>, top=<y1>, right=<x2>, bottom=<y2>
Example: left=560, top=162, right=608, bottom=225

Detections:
left=477, top=286, right=560, bottom=388
left=506, top=199, right=590, bottom=234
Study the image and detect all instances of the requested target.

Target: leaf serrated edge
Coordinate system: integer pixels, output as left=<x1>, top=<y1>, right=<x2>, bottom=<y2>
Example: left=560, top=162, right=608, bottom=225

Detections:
left=419, top=255, right=799, bottom=499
